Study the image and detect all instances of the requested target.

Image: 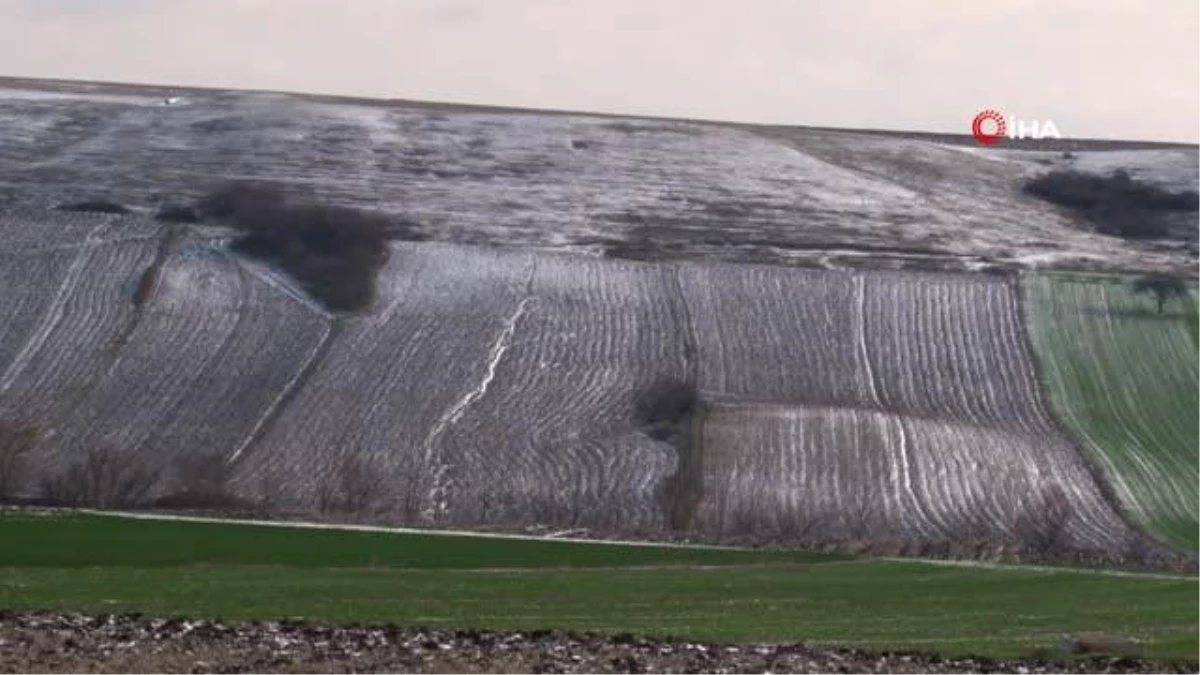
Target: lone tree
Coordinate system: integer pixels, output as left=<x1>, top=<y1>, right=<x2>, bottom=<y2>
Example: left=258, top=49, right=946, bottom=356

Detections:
left=1131, top=276, right=1190, bottom=314
left=0, top=420, right=37, bottom=501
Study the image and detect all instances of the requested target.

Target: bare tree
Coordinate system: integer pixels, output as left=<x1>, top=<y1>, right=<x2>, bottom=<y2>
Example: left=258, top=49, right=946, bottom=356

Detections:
left=41, top=446, right=160, bottom=508
left=395, top=462, right=424, bottom=524
left=1120, top=534, right=1161, bottom=569
left=841, top=491, right=883, bottom=541
left=339, top=454, right=387, bottom=515
left=1014, top=484, right=1073, bottom=556
left=315, top=479, right=340, bottom=516
left=317, top=454, right=387, bottom=517
left=774, top=506, right=830, bottom=544
left=1131, top=276, right=1190, bottom=315
left=720, top=502, right=764, bottom=542
left=253, top=472, right=282, bottom=517
left=158, top=452, right=236, bottom=508
left=0, top=420, right=38, bottom=501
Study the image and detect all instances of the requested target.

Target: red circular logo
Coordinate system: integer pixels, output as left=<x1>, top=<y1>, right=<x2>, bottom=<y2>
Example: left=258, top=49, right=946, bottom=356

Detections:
left=971, top=109, right=1006, bottom=145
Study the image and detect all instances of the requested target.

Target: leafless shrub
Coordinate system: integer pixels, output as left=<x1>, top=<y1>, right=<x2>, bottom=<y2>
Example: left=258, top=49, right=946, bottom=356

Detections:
left=396, top=469, right=424, bottom=524
left=316, top=454, right=388, bottom=516
left=945, top=515, right=991, bottom=547
left=154, top=453, right=242, bottom=509
left=252, top=472, right=282, bottom=517
left=1118, top=534, right=1170, bottom=570
left=522, top=489, right=573, bottom=528
left=840, top=491, right=883, bottom=540
left=773, top=507, right=830, bottom=544
left=721, top=503, right=762, bottom=540
left=0, top=420, right=38, bottom=501
left=341, top=455, right=388, bottom=515
left=40, top=446, right=160, bottom=509
left=1013, top=484, right=1073, bottom=556
left=314, top=480, right=339, bottom=516
left=942, top=512, right=1021, bottom=560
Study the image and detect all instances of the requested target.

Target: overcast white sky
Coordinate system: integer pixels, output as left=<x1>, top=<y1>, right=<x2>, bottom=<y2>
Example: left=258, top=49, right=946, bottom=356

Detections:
left=3, top=0, right=1197, bottom=142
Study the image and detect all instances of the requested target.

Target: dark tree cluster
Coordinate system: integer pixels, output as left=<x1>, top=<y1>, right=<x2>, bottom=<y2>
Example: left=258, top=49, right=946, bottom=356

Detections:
left=198, top=182, right=398, bottom=312
left=40, top=446, right=160, bottom=509
left=1023, top=169, right=1198, bottom=239
left=1131, top=275, right=1190, bottom=314
left=633, top=378, right=698, bottom=444
left=635, top=378, right=703, bottom=532
left=0, top=419, right=37, bottom=501
left=153, top=204, right=203, bottom=223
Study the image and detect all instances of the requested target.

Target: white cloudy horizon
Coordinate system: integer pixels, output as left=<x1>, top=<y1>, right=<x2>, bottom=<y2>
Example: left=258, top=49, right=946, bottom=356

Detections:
left=2, top=0, right=1197, bottom=142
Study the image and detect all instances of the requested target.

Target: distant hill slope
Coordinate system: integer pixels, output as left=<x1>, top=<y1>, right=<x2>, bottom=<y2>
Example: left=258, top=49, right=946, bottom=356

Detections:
left=0, top=77, right=1195, bottom=276
left=0, top=78, right=1194, bottom=567
left=0, top=211, right=1160, bottom=562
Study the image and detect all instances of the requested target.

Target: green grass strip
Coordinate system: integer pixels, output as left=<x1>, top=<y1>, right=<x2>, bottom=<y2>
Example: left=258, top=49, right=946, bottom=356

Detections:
left=1021, top=272, right=1199, bottom=551
left=0, top=514, right=1195, bottom=660
left=0, top=514, right=837, bottom=568
left=0, top=563, right=1194, bottom=660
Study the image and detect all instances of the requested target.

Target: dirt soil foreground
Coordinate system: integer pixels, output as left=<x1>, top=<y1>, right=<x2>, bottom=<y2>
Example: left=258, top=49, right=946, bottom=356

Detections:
left=0, top=613, right=1193, bottom=674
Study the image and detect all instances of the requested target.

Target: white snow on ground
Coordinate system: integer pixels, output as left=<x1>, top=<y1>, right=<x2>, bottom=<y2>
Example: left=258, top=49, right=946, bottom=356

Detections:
left=0, top=218, right=112, bottom=393
left=0, top=228, right=1155, bottom=553
left=1070, top=149, right=1199, bottom=184
left=1010, top=251, right=1111, bottom=269
left=0, top=81, right=1193, bottom=276
left=0, top=81, right=1193, bottom=558
left=0, top=88, right=163, bottom=106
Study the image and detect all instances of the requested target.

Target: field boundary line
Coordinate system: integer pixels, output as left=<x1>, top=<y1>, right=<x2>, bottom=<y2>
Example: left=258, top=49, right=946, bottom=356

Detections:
left=74, top=510, right=746, bottom=550
left=64, top=510, right=1200, bottom=578
left=877, top=556, right=1197, bottom=581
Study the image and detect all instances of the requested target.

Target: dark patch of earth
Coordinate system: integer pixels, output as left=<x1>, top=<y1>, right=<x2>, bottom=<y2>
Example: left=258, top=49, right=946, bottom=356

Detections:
left=0, top=612, right=1193, bottom=674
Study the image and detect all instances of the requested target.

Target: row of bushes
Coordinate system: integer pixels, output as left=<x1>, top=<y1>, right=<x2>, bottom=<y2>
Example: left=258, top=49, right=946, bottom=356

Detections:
left=2, top=417, right=1189, bottom=571
left=1023, top=169, right=1198, bottom=239
left=0, top=419, right=389, bottom=515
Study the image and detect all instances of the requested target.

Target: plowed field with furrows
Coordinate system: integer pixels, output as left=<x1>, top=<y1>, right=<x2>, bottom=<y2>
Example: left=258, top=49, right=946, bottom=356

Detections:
left=0, top=213, right=1148, bottom=555
left=677, top=269, right=1133, bottom=550
left=695, top=404, right=1128, bottom=550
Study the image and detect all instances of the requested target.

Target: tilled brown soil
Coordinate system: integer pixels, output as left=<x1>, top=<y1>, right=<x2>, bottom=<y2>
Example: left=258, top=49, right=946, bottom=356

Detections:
left=0, top=613, right=1193, bottom=674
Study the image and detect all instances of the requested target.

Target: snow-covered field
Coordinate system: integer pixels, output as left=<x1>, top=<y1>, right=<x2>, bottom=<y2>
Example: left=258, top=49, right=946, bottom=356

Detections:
left=0, top=81, right=1194, bottom=276
left=0, top=213, right=1143, bottom=553
left=0, top=79, right=1191, bottom=558
left=678, top=268, right=1133, bottom=550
